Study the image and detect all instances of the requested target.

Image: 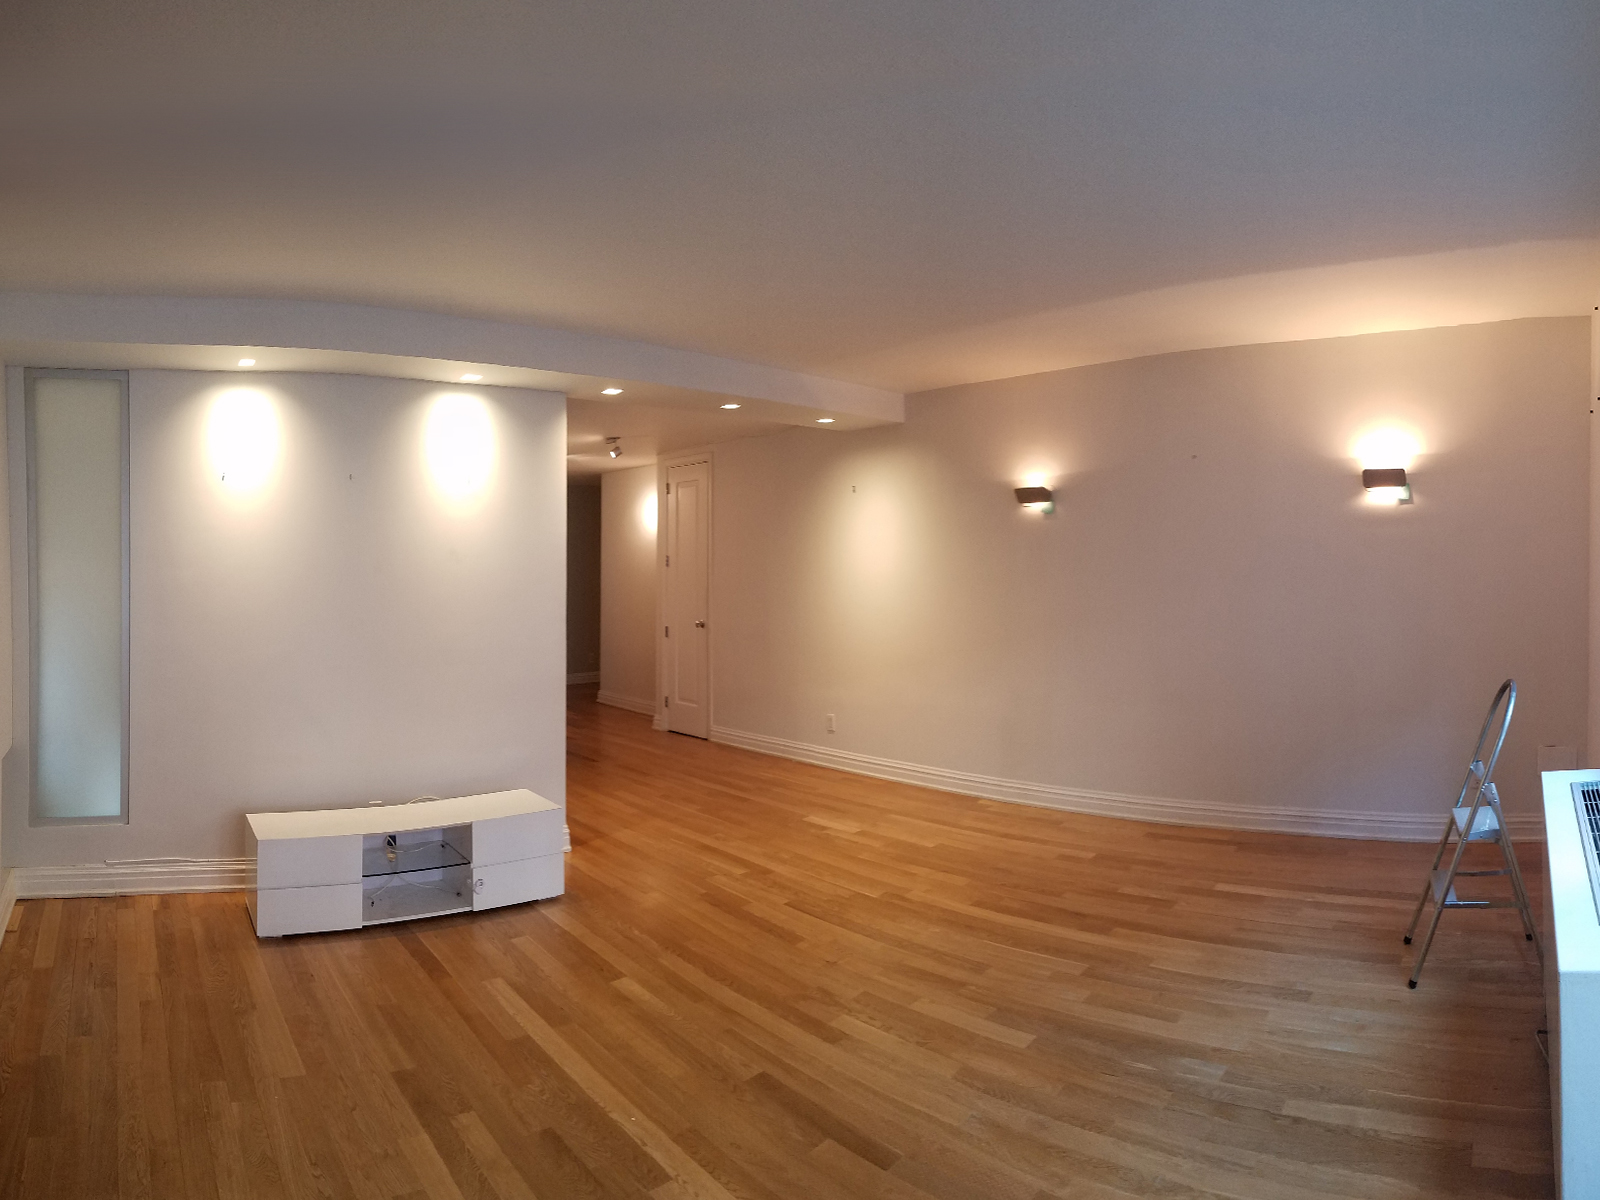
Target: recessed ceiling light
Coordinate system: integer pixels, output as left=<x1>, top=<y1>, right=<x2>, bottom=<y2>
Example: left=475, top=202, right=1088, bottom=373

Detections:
left=816, top=418, right=835, bottom=424
left=602, top=387, right=623, bottom=395
left=720, top=403, right=741, bottom=410
left=237, top=358, right=256, bottom=367
left=460, top=373, right=482, bottom=382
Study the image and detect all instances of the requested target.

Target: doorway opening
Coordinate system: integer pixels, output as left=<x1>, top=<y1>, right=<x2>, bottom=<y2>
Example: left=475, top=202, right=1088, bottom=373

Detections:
left=662, top=458, right=710, bottom=738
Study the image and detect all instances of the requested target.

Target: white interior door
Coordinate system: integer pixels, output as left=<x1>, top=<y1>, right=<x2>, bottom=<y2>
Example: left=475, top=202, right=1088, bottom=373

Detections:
left=663, top=460, right=710, bottom=737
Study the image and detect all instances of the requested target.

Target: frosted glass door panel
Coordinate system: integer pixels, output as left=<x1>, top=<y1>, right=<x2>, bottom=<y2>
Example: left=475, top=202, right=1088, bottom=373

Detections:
left=31, top=374, right=127, bottom=821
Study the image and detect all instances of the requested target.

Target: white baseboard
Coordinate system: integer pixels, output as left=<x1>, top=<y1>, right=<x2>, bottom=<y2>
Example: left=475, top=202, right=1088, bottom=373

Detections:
left=567, top=671, right=600, bottom=685
left=708, top=726, right=1545, bottom=843
left=0, top=869, right=17, bottom=948
left=597, top=690, right=657, bottom=717
left=12, top=858, right=253, bottom=898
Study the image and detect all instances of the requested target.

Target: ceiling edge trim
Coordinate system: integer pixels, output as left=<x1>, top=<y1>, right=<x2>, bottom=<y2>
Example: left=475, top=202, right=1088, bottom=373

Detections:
left=0, top=292, right=905, bottom=423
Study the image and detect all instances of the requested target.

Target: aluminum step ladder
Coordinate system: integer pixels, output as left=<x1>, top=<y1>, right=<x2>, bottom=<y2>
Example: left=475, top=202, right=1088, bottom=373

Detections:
left=1402, top=679, right=1538, bottom=987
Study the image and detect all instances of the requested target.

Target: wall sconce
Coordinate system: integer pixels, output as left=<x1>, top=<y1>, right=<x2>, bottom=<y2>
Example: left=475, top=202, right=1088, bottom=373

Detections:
left=1362, top=467, right=1412, bottom=505
left=1014, top=486, right=1054, bottom=514
left=606, top=437, right=622, bottom=459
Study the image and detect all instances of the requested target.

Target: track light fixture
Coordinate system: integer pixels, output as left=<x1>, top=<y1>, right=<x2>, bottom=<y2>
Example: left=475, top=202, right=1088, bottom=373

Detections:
left=606, top=437, right=622, bottom=459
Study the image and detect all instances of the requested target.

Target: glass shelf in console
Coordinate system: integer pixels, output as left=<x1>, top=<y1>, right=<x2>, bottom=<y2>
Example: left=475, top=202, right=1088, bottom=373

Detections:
left=362, top=835, right=470, bottom=878
left=363, top=864, right=472, bottom=925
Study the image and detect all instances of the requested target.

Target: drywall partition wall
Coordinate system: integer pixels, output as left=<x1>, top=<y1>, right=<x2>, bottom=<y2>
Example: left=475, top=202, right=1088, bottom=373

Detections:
left=567, top=483, right=601, bottom=682
left=600, top=465, right=659, bottom=714
left=1591, top=307, right=1600, bottom=769
left=0, top=370, right=11, bottom=926
left=3, top=370, right=567, bottom=872
left=709, top=318, right=1589, bottom=839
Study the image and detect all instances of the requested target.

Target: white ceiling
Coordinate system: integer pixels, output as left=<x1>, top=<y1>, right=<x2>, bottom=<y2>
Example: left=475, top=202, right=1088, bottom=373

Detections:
left=566, top=396, right=806, bottom=479
left=2, top=1, right=1596, bottom=400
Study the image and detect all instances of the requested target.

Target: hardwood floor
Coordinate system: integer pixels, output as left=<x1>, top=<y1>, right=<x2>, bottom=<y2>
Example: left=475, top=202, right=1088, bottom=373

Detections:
left=0, top=688, right=1552, bottom=1199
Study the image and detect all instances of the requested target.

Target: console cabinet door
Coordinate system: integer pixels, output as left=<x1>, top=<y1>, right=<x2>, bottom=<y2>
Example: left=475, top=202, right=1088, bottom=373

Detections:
left=472, top=809, right=564, bottom=868
left=251, top=883, right=362, bottom=936
left=256, top=833, right=362, bottom=889
left=472, top=854, right=564, bottom=911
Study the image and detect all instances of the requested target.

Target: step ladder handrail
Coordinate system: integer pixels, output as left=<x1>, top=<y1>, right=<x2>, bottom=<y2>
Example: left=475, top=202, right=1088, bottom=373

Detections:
left=1451, top=679, right=1514, bottom=812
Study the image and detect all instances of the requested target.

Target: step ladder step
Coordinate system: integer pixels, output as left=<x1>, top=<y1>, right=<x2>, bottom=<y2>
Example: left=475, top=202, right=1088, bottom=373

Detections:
left=1429, top=868, right=1458, bottom=905
left=1451, top=804, right=1501, bottom=840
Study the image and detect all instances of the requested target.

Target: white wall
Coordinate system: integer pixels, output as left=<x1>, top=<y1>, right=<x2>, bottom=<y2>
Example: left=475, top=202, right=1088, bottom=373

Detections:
left=599, top=465, right=659, bottom=714
left=4, top=369, right=567, bottom=867
left=709, top=318, right=1589, bottom=837
left=0, top=370, right=11, bottom=920
left=1590, top=308, right=1600, bottom=768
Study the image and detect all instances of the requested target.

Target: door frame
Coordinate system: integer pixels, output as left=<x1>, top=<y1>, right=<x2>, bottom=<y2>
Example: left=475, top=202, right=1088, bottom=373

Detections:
left=655, top=448, right=714, bottom=734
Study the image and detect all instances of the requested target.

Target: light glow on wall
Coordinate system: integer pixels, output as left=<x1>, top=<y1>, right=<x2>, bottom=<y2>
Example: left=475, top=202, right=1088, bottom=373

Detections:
left=1351, top=426, right=1422, bottom=506
left=207, top=388, right=280, bottom=492
left=639, top=491, right=658, bottom=535
left=1351, top=427, right=1422, bottom=471
left=425, top=393, right=496, bottom=502
left=844, top=485, right=906, bottom=587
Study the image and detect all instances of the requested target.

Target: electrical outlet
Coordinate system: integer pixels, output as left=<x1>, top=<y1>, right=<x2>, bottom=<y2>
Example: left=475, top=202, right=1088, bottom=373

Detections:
left=825, top=713, right=836, bottom=734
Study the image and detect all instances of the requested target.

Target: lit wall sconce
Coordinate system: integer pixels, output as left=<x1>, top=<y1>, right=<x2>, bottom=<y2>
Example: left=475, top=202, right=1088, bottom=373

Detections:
left=606, top=437, right=622, bottom=459
left=1361, top=467, right=1412, bottom=505
left=1014, top=485, right=1054, bottom=514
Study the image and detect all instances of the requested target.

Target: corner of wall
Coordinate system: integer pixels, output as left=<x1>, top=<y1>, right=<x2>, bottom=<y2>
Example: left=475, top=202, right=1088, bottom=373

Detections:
left=1590, top=306, right=1600, bottom=766
left=599, top=464, right=664, bottom=712
left=0, top=367, right=11, bottom=934
left=0, top=866, right=18, bottom=948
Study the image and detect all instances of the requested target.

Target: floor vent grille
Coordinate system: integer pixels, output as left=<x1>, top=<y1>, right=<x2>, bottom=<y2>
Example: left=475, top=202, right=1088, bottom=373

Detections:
left=1572, top=782, right=1600, bottom=923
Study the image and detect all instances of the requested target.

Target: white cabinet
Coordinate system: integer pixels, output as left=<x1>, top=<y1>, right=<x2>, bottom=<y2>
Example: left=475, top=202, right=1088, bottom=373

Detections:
left=1541, top=769, right=1600, bottom=1199
left=247, top=789, right=564, bottom=937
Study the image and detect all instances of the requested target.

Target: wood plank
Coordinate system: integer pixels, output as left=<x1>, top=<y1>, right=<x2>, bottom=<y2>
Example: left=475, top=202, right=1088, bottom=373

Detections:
left=0, top=688, right=1553, bottom=1198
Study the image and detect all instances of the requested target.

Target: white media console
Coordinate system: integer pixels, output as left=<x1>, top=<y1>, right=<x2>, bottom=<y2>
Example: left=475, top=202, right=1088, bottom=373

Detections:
left=246, top=789, right=564, bottom=937
left=1542, top=769, right=1600, bottom=1199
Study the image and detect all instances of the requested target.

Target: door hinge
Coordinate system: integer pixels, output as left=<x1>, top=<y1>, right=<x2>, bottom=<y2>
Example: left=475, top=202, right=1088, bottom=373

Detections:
left=666, top=554, right=670, bottom=566
left=666, top=482, right=671, bottom=494
left=664, top=696, right=670, bottom=707
left=664, top=626, right=669, bottom=638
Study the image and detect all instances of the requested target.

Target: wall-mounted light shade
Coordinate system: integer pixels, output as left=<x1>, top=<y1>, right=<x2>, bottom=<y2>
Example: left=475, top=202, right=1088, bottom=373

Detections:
left=1014, top=485, right=1054, bottom=514
left=1362, top=467, right=1412, bottom=505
